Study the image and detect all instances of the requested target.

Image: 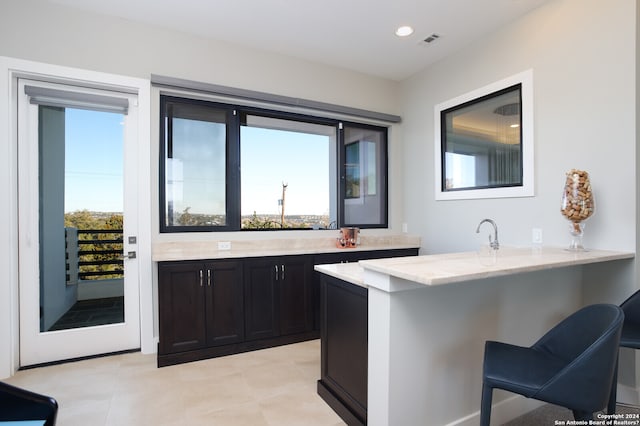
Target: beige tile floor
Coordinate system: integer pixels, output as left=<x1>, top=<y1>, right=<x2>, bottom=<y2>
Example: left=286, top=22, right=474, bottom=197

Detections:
left=5, top=339, right=346, bottom=426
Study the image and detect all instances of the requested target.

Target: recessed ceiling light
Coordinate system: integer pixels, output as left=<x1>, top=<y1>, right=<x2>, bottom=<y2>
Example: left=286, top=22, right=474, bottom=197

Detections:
left=510, top=124, right=520, bottom=128
left=395, top=26, right=414, bottom=37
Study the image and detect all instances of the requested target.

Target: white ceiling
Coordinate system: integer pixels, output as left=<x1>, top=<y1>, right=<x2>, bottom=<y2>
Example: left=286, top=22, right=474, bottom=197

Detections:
left=49, top=0, right=552, bottom=81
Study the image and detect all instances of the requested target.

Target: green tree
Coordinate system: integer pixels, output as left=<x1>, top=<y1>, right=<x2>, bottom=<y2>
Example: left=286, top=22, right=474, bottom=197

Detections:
left=64, top=209, right=102, bottom=229
left=65, top=210, right=124, bottom=280
left=242, top=211, right=286, bottom=229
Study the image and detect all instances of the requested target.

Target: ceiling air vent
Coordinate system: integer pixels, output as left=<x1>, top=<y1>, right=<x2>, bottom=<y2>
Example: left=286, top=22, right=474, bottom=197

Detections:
left=423, top=33, right=440, bottom=44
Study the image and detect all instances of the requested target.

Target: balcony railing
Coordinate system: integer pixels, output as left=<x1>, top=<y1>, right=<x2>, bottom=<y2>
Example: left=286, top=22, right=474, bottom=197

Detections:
left=66, top=228, right=124, bottom=283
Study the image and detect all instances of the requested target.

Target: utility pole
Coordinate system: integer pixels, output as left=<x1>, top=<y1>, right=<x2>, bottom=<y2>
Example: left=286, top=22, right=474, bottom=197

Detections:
left=280, top=182, right=288, bottom=228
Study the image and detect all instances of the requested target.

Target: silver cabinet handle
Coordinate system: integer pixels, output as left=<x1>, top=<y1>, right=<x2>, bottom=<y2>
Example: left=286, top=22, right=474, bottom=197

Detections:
left=281, top=264, right=285, bottom=281
left=274, top=265, right=279, bottom=281
left=199, top=270, right=203, bottom=287
left=207, top=269, right=212, bottom=287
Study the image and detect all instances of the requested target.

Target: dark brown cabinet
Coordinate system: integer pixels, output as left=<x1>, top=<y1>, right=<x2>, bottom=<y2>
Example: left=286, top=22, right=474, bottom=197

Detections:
left=158, top=261, right=207, bottom=354
left=244, top=258, right=278, bottom=341
left=317, top=274, right=368, bottom=426
left=278, top=256, right=313, bottom=336
left=158, top=260, right=244, bottom=365
left=206, top=261, right=245, bottom=346
left=244, top=256, right=313, bottom=341
left=157, top=247, right=418, bottom=367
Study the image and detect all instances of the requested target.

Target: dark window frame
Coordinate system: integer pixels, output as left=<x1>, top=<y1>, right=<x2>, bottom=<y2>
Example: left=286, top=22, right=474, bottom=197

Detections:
left=338, top=122, right=388, bottom=229
left=159, top=95, right=388, bottom=232
left=159, top=96, right=240, bottom=233
left=440, top=83, right=523, bottom=193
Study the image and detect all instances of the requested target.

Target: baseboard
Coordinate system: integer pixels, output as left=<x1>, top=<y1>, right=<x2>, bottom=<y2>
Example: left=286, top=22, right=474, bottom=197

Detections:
left=157, top=331, right=320, bottom=367
left=617, top=383, right=640, bottom=406
left=317, top=380, right=365, bottom=426
left=444, top=394, right=545, bottom=426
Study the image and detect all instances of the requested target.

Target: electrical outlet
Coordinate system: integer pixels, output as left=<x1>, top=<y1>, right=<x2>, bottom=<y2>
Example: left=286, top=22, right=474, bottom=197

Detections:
left=532, top=228, right=543, bottom=245
left=402, top=223, right=408, bottom=233
left=218, top=241, right=231, bottom=250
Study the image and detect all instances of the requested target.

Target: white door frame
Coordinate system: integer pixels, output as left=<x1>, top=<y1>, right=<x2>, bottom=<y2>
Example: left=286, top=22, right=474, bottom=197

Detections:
left=0, top=56, right=153, bottom=377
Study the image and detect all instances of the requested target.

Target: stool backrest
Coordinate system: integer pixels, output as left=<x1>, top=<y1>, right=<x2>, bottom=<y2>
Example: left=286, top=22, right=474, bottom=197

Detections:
left=0, top=381, right=58, bottom=426
left=532, top=304, right=624, bottom=412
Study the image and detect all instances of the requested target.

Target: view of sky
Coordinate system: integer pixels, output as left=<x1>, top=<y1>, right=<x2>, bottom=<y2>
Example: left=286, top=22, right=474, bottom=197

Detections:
left=64, top=108, right=331, bottom=217
left=64, top=108, right=124, bottom=213
left=240, top=126, right=330, bottom=216
left=445, top=152, right=476, bottom=189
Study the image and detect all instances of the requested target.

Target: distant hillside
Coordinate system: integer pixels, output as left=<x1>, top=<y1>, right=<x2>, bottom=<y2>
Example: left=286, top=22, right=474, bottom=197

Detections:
left=65, top=210, right=122, bottom=230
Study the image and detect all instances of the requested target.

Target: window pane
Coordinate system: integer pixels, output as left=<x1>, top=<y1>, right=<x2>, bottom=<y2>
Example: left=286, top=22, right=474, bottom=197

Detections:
left=342, top=125, right=387, bottom=227
left=345, top=142, right=360, bottom=199
left=164, top=102, right=227, bottom=227
left=241, top=115, right=335, bottom=229
left=441, top=84, right=522, bottom=191
left=444, top=152, right=476, bottom=189
left=159, top=96, right=389, bottom=232
left=40, top=106, right=126, bottom=332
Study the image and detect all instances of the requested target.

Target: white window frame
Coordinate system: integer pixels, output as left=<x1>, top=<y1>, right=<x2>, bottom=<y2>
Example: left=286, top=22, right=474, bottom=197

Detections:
left=434, top=69, right=534, bottom=201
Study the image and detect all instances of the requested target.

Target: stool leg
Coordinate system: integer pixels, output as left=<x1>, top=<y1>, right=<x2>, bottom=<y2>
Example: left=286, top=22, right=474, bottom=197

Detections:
left=572, top=410, right=593, bottom=421
left=608, top=352, right=619, bottom=414
left=480, top=383, right=493, bottom=426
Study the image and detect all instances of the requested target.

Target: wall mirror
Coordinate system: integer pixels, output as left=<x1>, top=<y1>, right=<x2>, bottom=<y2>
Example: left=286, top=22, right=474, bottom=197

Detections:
left=434, top=70, right=534, bottom=200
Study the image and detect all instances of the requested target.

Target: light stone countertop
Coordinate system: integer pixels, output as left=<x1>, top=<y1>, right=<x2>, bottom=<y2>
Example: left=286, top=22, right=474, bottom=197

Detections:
left=313, top=262, right=366, bottom=287
left=152, top=235, right=421, bottom=262
left=314, top=246, right=634, bottom=288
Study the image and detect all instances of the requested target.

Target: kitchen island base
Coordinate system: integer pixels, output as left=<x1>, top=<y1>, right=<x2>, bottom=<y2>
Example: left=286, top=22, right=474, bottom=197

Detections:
left=317, top=274, right=367, bottom=425
left=316, top=247, right=634, bottom=425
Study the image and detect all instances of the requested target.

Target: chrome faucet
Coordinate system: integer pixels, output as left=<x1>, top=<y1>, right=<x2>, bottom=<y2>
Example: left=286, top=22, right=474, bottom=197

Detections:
left=476, top=219, right=499, bottom=250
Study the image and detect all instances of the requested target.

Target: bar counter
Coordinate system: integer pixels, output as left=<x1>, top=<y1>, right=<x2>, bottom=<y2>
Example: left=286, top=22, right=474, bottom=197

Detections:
left=317, top=246, right=633, bottom=288
left=314, top=246, right=634, bottom=425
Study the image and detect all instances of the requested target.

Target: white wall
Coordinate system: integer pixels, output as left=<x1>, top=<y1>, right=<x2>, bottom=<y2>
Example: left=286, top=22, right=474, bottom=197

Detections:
left=0, top=0, right=399, bottom=122
left=400, top=0, right=639, bottom=409
left=401, top=0, right=635, bottom=255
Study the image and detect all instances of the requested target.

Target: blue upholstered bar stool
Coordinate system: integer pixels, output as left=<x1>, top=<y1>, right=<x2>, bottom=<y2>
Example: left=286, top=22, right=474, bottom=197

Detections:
left=0, top=381, right=58, bottom=425
left=481, top=304, right=624, bottom=425
left=608, top=289, right=640, bottom=413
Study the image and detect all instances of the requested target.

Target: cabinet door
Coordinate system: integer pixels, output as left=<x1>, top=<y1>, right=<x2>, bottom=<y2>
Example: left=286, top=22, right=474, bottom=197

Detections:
left=320, top=274, right=368, bottom=422
left=205, top=260, right=244, bottom=346
left=158, top=262, right=207, bottom=354
left=279, top=256, right=313, bottom=336
left=244, top=258, right=278, bottom=341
